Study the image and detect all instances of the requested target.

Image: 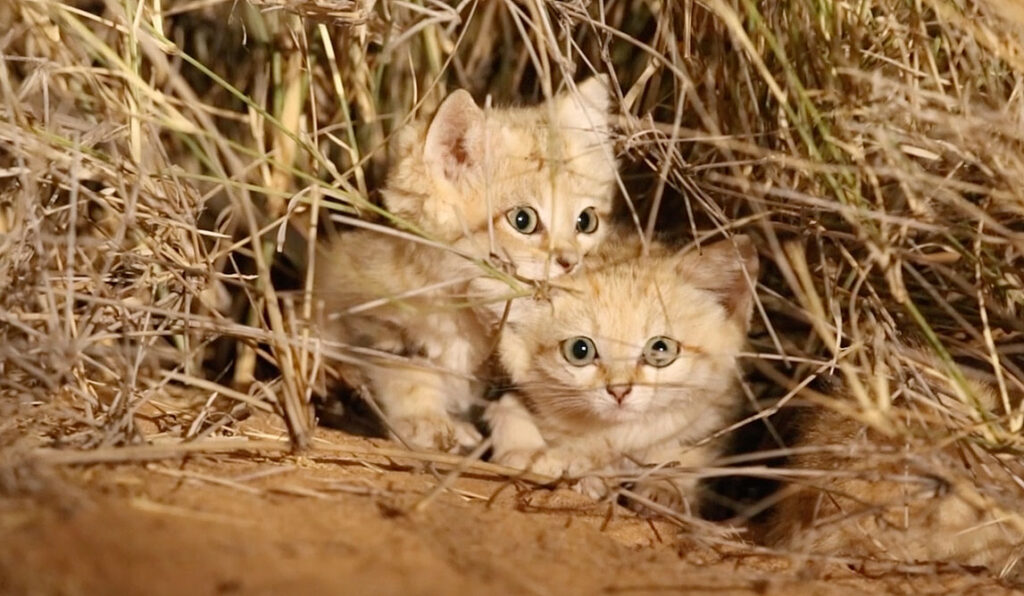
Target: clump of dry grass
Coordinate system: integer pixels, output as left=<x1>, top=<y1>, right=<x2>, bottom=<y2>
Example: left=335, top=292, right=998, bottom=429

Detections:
left=1, top=0, right=1023, bottom=582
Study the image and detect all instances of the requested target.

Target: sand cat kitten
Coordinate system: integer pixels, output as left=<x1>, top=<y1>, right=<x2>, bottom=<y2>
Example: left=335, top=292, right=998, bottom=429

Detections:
left=764, top=354, right=1024, bottom=581
left=485, top=236, right=759, bottom=510
left=315, top=78, right=617, bottom=452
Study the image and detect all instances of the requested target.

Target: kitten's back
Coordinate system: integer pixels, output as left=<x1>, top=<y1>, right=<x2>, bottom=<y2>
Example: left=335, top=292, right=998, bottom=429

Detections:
left=763, top=355, right=1024, bottom=581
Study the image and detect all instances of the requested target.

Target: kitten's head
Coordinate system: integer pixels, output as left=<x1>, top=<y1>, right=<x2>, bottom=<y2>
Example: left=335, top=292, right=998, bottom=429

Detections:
left=384, top=77, right=617, bottom=280
left=498, top=236, right=758, bottom=426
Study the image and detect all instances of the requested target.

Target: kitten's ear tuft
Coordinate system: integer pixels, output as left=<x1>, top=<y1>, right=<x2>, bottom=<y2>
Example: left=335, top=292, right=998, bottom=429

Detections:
left=556, top=75, right=612, bottom=137
left=424, top=89, right=486, bottom=184
left=676, top=235, right=759, bottom=328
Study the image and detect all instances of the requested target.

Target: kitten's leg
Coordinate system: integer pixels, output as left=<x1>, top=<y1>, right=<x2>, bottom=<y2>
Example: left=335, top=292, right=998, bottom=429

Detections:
left=487, top=395, right=609, bottom=490
left=329, top=317, right=465, bottom=450
left=626, top=442, right=716, bottom=516
left=444, top=376, right=484, bottom=451
left=430, top=324, right=485, bottom=450
left=486, top=394, right=562, bottom=477
left=370, top=364, right=462, bottom=452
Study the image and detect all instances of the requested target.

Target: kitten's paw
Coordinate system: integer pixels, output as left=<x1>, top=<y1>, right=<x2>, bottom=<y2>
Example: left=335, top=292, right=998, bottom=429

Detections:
left=494, top=453, right=609, bottom=501
left=390, top=413, right=459, bottom=452
left=574, top=475, right=612, bottom=501
left=626, top=481, right=692, bottom=517
left=453, top=419, right=483, bottom=452
left=494, top=449, right=566, bottom=479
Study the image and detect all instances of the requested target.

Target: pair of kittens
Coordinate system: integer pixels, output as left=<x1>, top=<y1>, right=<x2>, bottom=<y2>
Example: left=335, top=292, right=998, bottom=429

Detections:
left=314, top=77, right=756, bottom=511
left=314, top=79, right=1023, bottom=580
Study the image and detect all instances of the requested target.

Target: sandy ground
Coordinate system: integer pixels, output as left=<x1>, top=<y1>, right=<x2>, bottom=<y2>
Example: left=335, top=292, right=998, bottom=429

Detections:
left=1, top=421, right=1019, bottom=596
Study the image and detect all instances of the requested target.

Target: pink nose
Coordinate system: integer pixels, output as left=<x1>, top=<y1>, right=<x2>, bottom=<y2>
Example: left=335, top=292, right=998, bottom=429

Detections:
left=555, top=253, right=577, bottom=271
left=606, top=384, right=632, bottom=403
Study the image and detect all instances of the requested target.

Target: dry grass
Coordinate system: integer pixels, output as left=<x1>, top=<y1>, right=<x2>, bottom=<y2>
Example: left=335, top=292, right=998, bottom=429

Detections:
left=1, top=0, right=1023, bottom=584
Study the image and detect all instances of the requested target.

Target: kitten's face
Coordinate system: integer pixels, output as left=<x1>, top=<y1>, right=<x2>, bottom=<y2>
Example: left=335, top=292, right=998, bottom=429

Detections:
left=384, top=78, right=617, bottom=281
left=499, top=238, right=758, bottom=426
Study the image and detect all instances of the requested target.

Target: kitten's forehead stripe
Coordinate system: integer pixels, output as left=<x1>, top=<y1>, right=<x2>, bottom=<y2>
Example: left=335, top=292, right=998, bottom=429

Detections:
left=498, top=239, right=749, bottom=442
left=527, top=250, right=742, bottom=364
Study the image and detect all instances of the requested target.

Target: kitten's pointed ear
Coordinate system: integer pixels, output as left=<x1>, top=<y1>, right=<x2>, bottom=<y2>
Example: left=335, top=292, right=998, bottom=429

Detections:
left=424, top=89, right=486, bottom=184
left=676, top=236, right=760, bottom=328
left=556, top=75, right=612, bottom=138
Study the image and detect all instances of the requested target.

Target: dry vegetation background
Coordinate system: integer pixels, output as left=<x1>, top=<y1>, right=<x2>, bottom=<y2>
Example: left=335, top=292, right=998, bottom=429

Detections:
left=2, top=0, right=1024, bottom=590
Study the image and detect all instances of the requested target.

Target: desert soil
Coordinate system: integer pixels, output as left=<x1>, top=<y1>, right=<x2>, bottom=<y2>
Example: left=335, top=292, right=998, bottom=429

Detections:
left=1, top=415, right=1018, bottom=596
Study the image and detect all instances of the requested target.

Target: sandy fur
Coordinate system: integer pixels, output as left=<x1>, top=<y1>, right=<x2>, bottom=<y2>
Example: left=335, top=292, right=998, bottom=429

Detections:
left=486, top=235, right=759, bottom=509
left=764, top=355, right=1024, bottom=580
left=315, top=79, right=618, bottom=451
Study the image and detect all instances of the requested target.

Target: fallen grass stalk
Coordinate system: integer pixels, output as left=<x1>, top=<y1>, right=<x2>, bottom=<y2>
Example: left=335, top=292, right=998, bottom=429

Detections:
left=30, top=438, right=557, bottom=486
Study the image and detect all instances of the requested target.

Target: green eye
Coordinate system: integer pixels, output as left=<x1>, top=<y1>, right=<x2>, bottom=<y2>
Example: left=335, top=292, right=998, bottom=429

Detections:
left=561, top=336, right=597, bottom=366
left=506, top=206, right=539, bottom=234
left=642, top=336, right=680, bottom=367
left=576, top=207, right=598, bottom=234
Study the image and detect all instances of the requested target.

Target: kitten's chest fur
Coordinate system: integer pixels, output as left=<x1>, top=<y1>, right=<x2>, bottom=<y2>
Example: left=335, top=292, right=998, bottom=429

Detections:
left=528, top=388, right=734, bottom=464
